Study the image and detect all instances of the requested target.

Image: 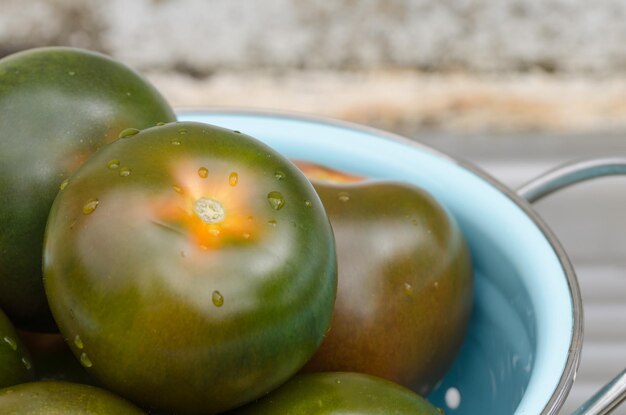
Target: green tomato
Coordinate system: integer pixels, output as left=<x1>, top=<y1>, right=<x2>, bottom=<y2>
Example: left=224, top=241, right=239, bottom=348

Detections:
left=230, top=372, right=443, bottom=414
left=43, top=122, right=337, bottom=414
left=297, top=163, right=472, bottom=395
left=0, top=47, right=175, bottom=331
left=0, top=308, right=35, bottom=389
left=0, top=381, right=144, bottom=414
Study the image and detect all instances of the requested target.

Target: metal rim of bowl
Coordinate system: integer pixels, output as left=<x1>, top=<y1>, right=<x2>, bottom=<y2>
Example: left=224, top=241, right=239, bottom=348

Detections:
left=176, top=106, right=584, bottom=414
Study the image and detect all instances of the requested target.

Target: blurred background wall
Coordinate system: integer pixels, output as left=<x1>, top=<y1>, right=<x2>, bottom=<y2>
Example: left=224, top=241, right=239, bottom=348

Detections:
left=4, top=0, right=626, bottom=72
left=3, top=0, right=626, bottom=135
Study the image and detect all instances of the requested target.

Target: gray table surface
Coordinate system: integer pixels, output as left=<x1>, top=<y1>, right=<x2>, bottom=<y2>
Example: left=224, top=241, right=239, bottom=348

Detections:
left=415, top=131, right=626, bottom=414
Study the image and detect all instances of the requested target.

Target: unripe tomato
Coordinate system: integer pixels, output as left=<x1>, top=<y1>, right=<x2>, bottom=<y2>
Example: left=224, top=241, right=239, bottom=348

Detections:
left=44, top=122, right=337, bottom=414
left=297, top=162, right=472, bottom=395
left=0, top=381, right=144, bottom=414
left=0, top=308, right=34, bottom=389
left=0, top=47, right=175, bottom=331
left=231, top=372, right=444, bottom=414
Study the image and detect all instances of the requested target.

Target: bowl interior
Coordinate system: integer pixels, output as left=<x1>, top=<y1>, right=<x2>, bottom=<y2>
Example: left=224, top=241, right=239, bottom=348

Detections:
left=178, top=110, right=575, bottom=414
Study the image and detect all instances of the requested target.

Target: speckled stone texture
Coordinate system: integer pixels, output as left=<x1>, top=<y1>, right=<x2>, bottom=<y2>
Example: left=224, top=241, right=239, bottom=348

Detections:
left=2, top=0, right=626, bottom=73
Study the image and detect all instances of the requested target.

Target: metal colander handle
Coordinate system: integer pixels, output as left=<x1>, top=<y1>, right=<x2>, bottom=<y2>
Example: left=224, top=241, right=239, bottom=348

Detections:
left=517, top=158, right=626, bottom=415
left=518, top=158, right=626, bottom=203
left=571, top=369, right=626, bottom=415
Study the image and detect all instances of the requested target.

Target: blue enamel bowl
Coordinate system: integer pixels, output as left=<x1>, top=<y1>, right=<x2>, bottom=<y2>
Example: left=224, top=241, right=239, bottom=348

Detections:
left=178, top=109, right=582, bottom=415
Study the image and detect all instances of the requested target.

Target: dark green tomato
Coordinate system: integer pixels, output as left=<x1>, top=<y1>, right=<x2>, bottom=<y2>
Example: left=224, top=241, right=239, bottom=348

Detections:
left=17, top=331, right=95, bottom=385
left=43, top=122, right=337, bottom=414
left=0, top=46, right=175, bottom=331
left=0, top=308, right=35, bottom=388
left=0, top=381, right=144, bottom=414
left=301, top=178, right=472, bottom=395
left=230, top=372, right=443, bottom=414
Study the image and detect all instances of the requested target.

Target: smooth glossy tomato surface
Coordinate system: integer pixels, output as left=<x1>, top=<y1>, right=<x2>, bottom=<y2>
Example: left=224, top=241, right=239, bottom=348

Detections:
left=230, top=372, right=443, bottom=414
left=0, top=308, right=34, bottom=389
left=44, top=122, right=337, bottom=414
left=0, top=47, right=175, bottom=331
left=0, top=381, right=144, bottom=414
left=297, top=162, right=473, bottom=396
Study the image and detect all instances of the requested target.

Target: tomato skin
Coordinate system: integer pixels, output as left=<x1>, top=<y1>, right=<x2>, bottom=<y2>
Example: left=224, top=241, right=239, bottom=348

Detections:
left=300, top=175, right=472, bottom=395
left=0, top=308, right=35, bottom=389
left=0, top=381, right=144, bottom=414
left=230, top=372, right=443, bottom=414
left=0, top=47, right=176, bottom=331
left=43, top=122, right=337, bottom=414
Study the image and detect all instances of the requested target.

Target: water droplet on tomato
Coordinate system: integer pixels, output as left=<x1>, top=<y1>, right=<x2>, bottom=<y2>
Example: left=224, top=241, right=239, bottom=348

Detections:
left=194, top=197, right=225, bottom=224
left=3, top=336, right=17, bottom=351
left=242, top=232, right=251, bottom=239
left=198, top=167, right=209, bottom=178
left=172, top=185, right=184, bottom=194
left=338, top=192, right=350, bottom=202
left=212, top=290, right=224, bottom=307
left=21, top=357, right=32, bottom=370
left=268, top=219, right=277, bottom=227
left=80, top=352, right=93, bottom=368
left=229, top=172, right=239, bottom=186
left=178, top=128, right=188, bottom=135
left=119, top=128, right=139, bottom=139
left=74, top=334, right=84, bottom=350
left=304, top=200, right=312, bottom=208
left=171, top=139, right=181, bottom=146
left=208, top=228, right=220, bottom=237
left=119, top=167, right=131, bottom=177
left=108, top=160, right=120, bottom=170
left=404, top=282, right=413, bottom=296
left=82, top=198, right=99, bottom=215
left=274, top=170, right=285, bottom=180
left=68, top=71, right=76, bottom=76
left=156, top=122, right=166, bottom=126
left=267, top=191, right=285, bottom=210
left=59, top=179, right=69, bottom=190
